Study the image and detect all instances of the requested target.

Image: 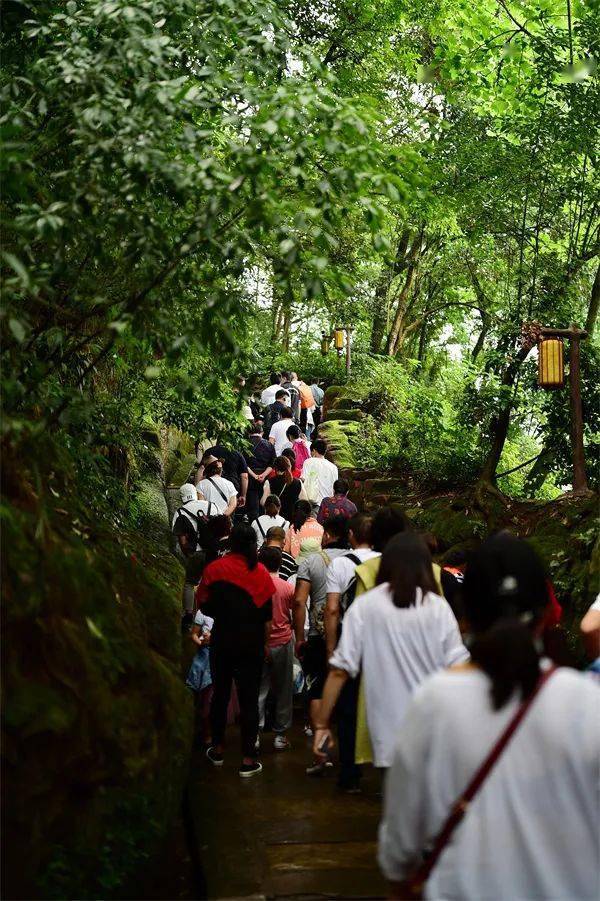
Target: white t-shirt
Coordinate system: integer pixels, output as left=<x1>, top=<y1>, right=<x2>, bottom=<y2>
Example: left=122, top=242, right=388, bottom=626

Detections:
left=261, top=384, right=285, bottom=406
left=379, top=666, right=600, bottom=900
left=301, top=456, right=339, bottom=504
left=197, top=476, right=237, bottom=514
left=269, top=418, right=294, bottom=456
left=171, top=499, right=215, bottom=530
left=330, top=584, right=468, bottom=767
left=326, top=548, right=380, bottom=595
left=252, top=514, right=289, bottom=547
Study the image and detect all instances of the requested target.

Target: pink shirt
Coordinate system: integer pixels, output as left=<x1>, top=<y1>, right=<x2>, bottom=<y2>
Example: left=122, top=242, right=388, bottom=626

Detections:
left=283, top=518, right=324, bottom=559
left=268, top=574, right=294, bottom=648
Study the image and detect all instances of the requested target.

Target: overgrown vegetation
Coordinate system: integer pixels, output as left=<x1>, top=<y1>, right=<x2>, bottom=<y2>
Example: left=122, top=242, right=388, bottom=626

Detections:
left=1, top=0, right=598, bottom=894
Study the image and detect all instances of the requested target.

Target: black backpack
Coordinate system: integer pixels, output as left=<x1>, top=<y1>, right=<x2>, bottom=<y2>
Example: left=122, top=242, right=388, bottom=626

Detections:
left=175, top=503, right=213, bottom=554
left=262, top=402, right=281, bottom=438
left=339, top=553, right=362, bottom=617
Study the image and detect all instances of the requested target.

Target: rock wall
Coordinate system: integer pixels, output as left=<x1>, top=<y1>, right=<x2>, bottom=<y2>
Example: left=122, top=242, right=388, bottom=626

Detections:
left=2, top=433, right=194, bottom=899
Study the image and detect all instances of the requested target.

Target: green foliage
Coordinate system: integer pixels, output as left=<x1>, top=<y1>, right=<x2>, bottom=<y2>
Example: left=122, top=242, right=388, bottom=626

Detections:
left=353, top=357, right=483, bottom=486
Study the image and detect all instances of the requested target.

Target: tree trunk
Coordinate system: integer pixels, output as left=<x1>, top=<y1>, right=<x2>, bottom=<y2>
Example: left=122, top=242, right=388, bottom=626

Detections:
left=370, top=276, right=389, bottom=353
left=479, top=340, right=535, bottom=483
left=370, top=228, right=411, bottom=353
left=281, top=301, right=291, bottom=352
left=385, top=261, right=418, bottom=356
left=417, top=320, right=428, bottom=362
left=523, top=444, right=555, bottom=495
left=472, top=310, right=490, bottom=360
left=584, top=261, right=600, bottom=335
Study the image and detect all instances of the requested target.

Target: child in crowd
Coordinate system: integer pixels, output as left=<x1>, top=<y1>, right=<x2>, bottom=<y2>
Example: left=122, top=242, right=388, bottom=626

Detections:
left=186, top=610, right=215, bottom=747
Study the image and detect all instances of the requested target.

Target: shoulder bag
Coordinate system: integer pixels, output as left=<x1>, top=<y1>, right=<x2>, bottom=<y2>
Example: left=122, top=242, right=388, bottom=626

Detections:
left=398, top=665, right=557, bottom=900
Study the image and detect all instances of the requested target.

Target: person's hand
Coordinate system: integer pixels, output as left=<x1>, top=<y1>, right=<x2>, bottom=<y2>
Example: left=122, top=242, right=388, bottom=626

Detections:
left=258, top=471, right=268, bottom=482
left=237, top=496, right=246, bottom=508
left=312, top=727, right=334, bottom=761
left=295, top=639, right=306, bottom=659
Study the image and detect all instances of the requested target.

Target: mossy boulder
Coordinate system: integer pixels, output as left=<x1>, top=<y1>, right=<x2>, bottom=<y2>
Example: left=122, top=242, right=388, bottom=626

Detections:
left=325, top=409, right=366, bottom=422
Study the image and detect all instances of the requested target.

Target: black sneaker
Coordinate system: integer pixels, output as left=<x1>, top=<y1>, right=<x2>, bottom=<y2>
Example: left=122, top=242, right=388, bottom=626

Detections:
left=239, top=761, right=263, bottom=778
left=206, top=746, right=224, bottom=766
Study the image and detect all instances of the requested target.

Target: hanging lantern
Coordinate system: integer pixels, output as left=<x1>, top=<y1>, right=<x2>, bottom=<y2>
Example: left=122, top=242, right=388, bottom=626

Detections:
left=321, top=332, right=331, bottom=356
left=538, top=337, right=564, bottom=389
left=333, top=327, right=345, bottom=354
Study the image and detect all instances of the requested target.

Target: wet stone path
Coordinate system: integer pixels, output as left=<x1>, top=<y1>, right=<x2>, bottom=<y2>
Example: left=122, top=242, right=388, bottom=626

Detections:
left=187, top=715, right=386, bottom=900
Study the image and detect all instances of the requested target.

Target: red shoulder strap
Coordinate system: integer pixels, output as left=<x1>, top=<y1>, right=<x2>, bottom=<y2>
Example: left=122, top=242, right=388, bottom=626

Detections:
left=413, top=666, right=556, bottom=888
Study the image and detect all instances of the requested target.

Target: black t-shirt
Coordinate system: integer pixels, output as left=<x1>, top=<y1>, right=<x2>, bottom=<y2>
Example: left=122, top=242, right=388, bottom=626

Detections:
left=207, top=445, right=248, bottom=493
left=268, top=475, right=302, bottom=521
left=245, top=435, right=276, bottom=480
left=202, top=582, right=272, bottom=653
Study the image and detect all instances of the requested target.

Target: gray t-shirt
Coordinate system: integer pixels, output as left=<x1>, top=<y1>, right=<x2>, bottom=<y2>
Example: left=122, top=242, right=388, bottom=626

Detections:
left=296, top=547, right=348, bottom=637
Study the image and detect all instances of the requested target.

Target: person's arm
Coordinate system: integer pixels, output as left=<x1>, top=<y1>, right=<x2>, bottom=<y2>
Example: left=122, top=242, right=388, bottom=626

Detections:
left=264, top=619, right=272, bottom=657
left=224, top=495, right=237, bottom=516
left=261, top=480, right=271, bottom=506
left=324, top=591, right=341, bottom=659
left=190, top=624, right=210, bottom=648
left=312, top=667, right=348, bottom=757
left=239, top=472, right=248, bottom=505
left=581, top=604, right=600, bottom=660
left=299, top=482, right=308, bottom=501
left=313, top=598, right=364, bottom=757
left=440, top=601, right=470, bottom=666
left=293, top=578, right=311, bottom=655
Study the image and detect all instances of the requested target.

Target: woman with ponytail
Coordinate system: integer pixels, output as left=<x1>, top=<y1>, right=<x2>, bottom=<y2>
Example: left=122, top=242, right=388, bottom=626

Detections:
left=379, top=534, right=599, bottom=901
left=283, top=499, right=324, bottom=559
left=261, top=455, right=304, bottom=522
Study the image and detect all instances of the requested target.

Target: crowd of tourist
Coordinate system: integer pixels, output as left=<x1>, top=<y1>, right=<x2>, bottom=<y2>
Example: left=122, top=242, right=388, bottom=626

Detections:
left=173, top=371, right=599, bottom=899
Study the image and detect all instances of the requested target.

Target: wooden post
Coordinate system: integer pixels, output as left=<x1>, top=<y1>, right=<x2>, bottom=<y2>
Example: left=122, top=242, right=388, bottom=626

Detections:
left=345, top=326, right=353, bottom=378
left=569, top=329, right=588, bottom=492
left=540, top=325, right=589, bottom=492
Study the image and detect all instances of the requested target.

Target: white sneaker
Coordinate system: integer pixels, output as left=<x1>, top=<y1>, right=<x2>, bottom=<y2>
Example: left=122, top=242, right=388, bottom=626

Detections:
left=274, top=735, right=290, bottom=751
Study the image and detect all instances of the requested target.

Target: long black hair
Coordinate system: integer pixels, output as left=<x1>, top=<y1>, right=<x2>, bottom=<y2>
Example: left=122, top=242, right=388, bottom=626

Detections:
left=377, top=532, right=437, bottom=607
left=462, top=534, right=547, bottom=710
left=292, top=499, right=313, bottom=532
left=370, top=505, right=412, bottom=552
left=229, top=523, right=259, bottom=569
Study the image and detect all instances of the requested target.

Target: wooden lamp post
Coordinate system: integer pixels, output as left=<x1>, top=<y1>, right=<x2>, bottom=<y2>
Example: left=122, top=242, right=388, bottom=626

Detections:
left=325, top=326, right=354, bottom=377
left=536, top=324, right=589, bottom=492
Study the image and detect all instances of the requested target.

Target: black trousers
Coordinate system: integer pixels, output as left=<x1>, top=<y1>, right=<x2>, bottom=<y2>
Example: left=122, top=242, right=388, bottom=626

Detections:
left=245, top=485, right=262, bottom=522
left=336, top=676, right=362, bottom=788
left=210, top=644, right=263, bottom=759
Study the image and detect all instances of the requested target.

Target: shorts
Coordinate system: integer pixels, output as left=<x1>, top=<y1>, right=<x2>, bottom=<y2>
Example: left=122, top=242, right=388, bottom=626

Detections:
left=301, top=634, right=328, bottom=701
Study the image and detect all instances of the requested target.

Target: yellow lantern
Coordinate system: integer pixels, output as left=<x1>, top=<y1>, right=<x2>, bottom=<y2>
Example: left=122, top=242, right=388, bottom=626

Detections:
left=321, top=332, right=331, bottom=355
left=333, top=327, right=345, bottom=354
left=538, top=338, right=564, bottom=389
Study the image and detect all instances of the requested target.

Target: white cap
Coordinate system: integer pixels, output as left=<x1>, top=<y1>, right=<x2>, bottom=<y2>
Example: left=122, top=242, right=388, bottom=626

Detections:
left=180, top=483, right=196, bottom=504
